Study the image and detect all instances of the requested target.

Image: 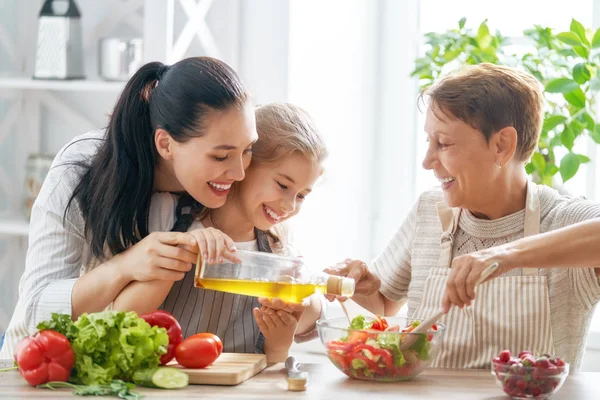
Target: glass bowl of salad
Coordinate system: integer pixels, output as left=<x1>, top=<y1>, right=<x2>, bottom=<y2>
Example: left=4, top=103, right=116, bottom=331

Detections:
left=316, top=315, right=445, bottom=382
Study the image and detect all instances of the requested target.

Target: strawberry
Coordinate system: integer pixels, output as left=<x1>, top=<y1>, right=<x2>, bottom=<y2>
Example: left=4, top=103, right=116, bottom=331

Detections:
left=516, top=379, right=528, bottom=391
left=521, top=355, right=535, bottom=367
left=518, top=350, right=532, bottom=359
left=534, top=357, right=551, bottom=369
left=545, top=365, right=559, bottom=376
left=551, top=357, right=566, bottom=367
left=530, top=386, right=542, bottom=397
left=498, top=349, right=511, bottom=363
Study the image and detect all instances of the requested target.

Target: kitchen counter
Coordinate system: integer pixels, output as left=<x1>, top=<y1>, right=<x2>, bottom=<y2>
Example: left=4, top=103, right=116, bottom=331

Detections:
left=1, top=359, right=598, bottom=399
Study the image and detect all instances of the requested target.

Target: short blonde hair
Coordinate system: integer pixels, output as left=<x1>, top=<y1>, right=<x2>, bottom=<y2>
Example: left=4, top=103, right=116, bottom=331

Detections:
left=422, top=63, right=544, bottom=161
left=253, top=103, right=328, bottom=167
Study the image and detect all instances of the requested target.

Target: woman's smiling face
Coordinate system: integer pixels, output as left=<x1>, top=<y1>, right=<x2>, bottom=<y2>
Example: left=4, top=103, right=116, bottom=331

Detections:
left=421, top=105, right=499, bottom=211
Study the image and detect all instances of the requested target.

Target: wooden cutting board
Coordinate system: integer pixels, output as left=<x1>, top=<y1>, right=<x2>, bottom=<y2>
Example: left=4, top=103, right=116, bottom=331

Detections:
left=169, top=353, right=267, bottom=386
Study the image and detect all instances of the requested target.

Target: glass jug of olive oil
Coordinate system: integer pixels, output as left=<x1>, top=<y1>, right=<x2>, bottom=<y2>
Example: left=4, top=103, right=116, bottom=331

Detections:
left=193, top=250, right=355, bottom=303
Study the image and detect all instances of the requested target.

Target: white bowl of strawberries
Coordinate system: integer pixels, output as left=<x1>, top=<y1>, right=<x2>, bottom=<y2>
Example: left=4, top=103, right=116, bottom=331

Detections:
left=491, top=350, right=569, bottom=399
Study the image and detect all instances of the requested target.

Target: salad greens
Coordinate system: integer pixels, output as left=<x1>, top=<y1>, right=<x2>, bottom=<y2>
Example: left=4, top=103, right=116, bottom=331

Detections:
left=325, top=315, right=437, bottom=381
left=37, top=311, right=168, bottom=385
left=38, top=380, right=141, bottom=400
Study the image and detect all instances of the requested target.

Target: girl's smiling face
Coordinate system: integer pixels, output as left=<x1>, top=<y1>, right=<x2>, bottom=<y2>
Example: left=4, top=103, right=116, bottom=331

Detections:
left=236, top=153, right=322, bottom=230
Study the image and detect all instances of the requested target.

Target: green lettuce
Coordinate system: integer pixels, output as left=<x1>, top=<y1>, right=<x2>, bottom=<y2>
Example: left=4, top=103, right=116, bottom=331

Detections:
left=38, top=311, right=168, bottom=385
left=377, top=333, right=405, bottom=367
left=350, top=315, right=366, bottom=330
left=409, top=333, right=431, bottom=361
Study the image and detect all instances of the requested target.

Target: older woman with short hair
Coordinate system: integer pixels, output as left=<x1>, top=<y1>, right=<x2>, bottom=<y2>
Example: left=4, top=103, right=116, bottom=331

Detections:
left=329, top=63, right=600, bottom=370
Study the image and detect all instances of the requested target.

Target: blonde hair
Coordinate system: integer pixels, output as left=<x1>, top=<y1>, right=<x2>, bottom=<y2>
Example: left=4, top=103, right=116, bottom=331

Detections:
left=422, top=63, right=543, bottom=161
left=199, top=103, right=328, bottom=252
left=252, top=103, right=328, bottom=167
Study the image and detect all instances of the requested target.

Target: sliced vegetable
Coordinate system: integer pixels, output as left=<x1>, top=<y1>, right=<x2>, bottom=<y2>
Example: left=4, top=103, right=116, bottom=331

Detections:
left=140, top=310, right=183, bottom=365
left=14, top=330, right=75, bottom=386
left=132, top=367, right=189, bottom=389
left=325, top=315, right=434, bottom=381
left=370, top=316, right=389, bottom=331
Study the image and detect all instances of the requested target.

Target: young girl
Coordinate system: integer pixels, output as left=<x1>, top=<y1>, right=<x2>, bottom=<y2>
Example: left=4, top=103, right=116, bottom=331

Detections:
left=0, top=56, right=257, bottom=358
left=113, top=103, right=328, bottom=362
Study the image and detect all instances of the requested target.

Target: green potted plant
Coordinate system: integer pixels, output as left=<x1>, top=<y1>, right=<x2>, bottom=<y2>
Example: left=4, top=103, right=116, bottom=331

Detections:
left=412, top=18, right=600, bottom=187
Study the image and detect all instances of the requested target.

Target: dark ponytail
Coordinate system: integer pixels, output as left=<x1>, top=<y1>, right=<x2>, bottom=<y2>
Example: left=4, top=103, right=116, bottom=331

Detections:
left=67, top=57, right=249, bottom=260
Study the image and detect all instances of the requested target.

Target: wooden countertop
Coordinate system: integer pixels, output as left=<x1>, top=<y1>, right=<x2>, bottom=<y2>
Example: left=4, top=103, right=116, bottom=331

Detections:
left=1, top=359, right=597, bottom=399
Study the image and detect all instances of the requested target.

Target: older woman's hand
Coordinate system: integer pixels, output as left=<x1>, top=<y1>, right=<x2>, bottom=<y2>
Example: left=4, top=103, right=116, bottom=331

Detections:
left=323, top=259, right=381, bottom=301
left=442, top=248, right=509, bottom=313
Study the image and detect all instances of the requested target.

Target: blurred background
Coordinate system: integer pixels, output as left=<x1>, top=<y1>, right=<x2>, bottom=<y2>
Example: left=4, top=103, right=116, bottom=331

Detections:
left=0, top=0, right=599, bottom=369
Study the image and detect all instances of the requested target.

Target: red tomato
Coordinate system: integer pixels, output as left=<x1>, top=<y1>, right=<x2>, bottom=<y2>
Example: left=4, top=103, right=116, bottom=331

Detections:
left=347, top=331, right=371, bottom=344
left=189, top=333, right=223, bottom=356
left=175, top=336, right=220, bottom=369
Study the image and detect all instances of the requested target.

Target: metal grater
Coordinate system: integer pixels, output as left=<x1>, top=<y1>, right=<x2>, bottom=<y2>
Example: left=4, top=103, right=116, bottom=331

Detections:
left=33, top=0, right=84, bottom=80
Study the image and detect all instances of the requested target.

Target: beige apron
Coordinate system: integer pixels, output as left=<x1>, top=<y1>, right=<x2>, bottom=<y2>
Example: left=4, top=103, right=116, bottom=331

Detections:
left=412, top=181, right=555, bottom=368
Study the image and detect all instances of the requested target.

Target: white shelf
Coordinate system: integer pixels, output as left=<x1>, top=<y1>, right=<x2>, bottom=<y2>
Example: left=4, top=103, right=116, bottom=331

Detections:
left=0, top=216, right=29, bottom=236
left=0, top=77, right=125, bottom=92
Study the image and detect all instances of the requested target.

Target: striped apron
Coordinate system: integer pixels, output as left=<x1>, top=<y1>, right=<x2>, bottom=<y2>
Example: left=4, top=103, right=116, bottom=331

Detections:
left=412, top=180, right=555, bottom=368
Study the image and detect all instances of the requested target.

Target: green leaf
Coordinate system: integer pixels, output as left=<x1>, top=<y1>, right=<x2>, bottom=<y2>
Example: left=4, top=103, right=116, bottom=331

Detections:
left=561, top=127, right=576, bottom=150
left=531, top=152, right=547, bottom=173
left=525, top=162, right=535, bottom=174
left=564, top=87, right=586, bottom=108
left=573, top=45, right=589, bottom=58
left=477, top=22, right=492, bottom=48
left=443, top=48, right=463, bottom=62
left=547, top=165, right=560, bottom=176
left=544, top=78, right=579, bottom=93
left=542, top=115, right=567, bottom=133
left=569, top=120, right=586, bottom=137
left=578, top=154, right=591, bottom=163
left=570, top=19, right=590, bottom=46
left=557, top=31, right=583, bottom=46
left=591, top=125, right=600, bottom=143
left=580, top=112, right=595, bottom=131
left=459, top=17, right=466, bottom=30
left=560, top=152, right=581, bottom=182
left=592, top=28, right=600, bottom=48
left=573, top=63, right=592, bottom=84
left=550, top=134, right=563, bottom=148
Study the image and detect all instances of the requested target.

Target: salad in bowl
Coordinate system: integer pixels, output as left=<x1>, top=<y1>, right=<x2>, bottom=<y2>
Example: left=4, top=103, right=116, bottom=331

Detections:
left=317, top=315, right=445, bottom=382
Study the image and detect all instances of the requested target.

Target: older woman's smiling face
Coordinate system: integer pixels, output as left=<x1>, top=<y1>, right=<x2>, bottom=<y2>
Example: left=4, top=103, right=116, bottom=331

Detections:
left=422, top=105, right=500, bottom=212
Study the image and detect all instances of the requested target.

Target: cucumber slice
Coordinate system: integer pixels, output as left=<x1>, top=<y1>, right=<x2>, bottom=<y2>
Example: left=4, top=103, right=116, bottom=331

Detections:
left=133, top=367, right=189, bottom=389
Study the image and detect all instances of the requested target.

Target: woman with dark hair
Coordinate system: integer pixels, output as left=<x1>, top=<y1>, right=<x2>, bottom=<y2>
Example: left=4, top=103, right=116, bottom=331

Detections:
left=0, top=57, right=257, bottom=357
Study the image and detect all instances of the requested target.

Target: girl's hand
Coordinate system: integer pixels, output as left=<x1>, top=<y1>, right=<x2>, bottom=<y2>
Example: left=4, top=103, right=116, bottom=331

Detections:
left=257, top=297, right=307, bottom=314
left=253, top=306, right=298, bottom=362
left=188, top=227, right=241, bottom=265
left=112, top=231, right=198, bottom=282
left=442, top=247, right=510, bottom=313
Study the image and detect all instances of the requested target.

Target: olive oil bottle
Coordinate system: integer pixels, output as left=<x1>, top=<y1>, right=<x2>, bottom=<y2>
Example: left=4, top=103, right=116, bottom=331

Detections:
left=194, top=250, right=355, bottom=302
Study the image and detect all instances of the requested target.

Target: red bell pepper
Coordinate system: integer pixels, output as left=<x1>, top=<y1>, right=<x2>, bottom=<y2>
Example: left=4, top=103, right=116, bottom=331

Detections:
left=352, top=344, right=394, bottom=368
left=140, top=310, right=182, bottom=365
left=370, top=316, right=389, bottom=331
left=14, top=330, right=75, bottom=386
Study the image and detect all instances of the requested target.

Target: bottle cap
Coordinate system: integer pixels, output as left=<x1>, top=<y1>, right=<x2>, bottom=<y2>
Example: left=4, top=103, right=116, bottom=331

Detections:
left=341, top=277, right=355, bottom=296
left=326, top=276, right=355, bottom=296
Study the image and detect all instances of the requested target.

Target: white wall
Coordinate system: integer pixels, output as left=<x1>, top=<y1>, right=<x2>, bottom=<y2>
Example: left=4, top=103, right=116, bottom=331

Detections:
left=0, top=0, right=290, bottom=333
